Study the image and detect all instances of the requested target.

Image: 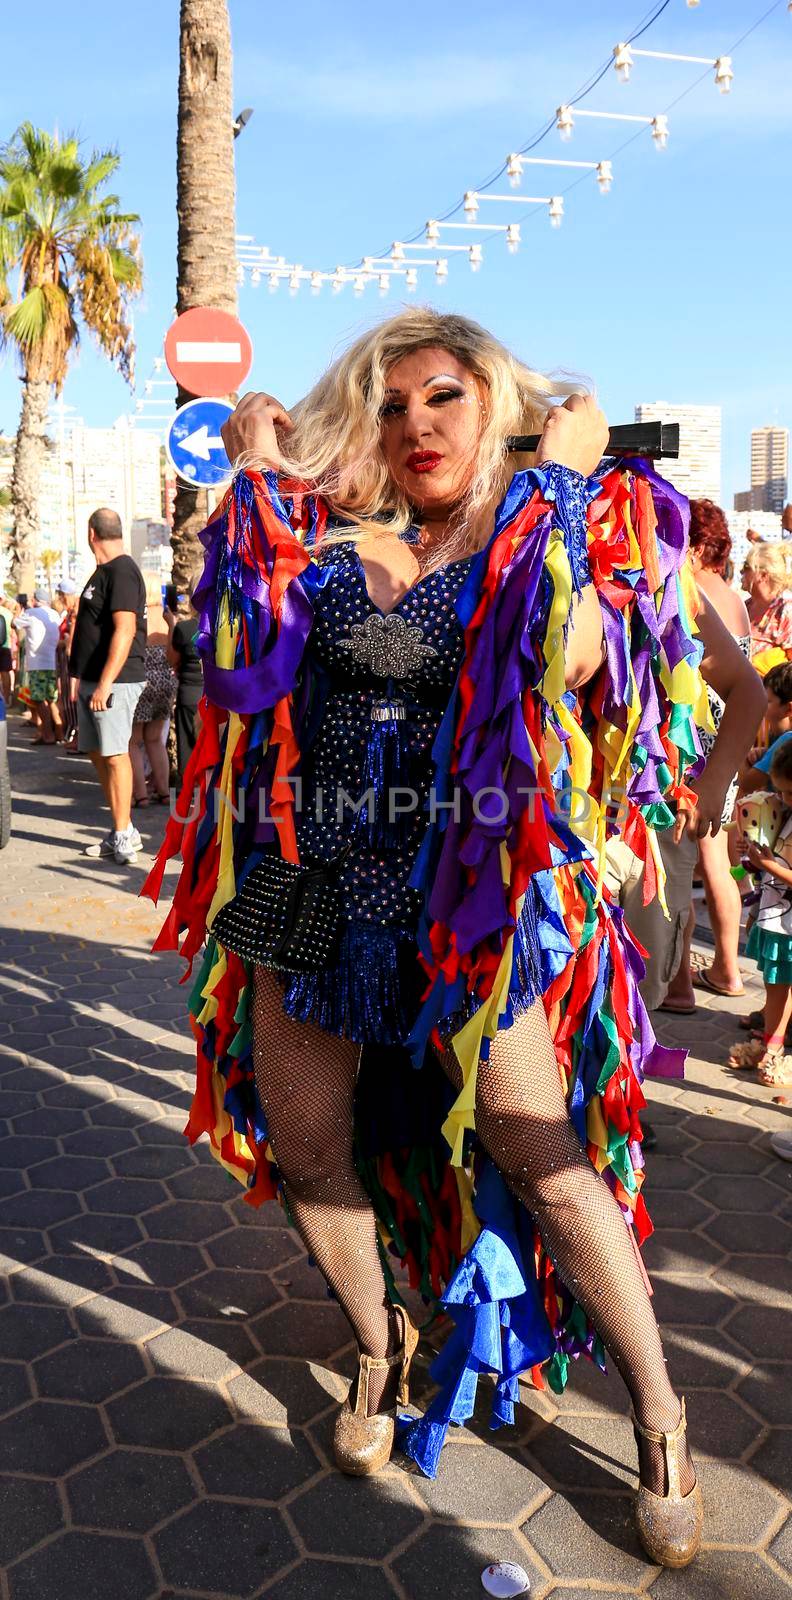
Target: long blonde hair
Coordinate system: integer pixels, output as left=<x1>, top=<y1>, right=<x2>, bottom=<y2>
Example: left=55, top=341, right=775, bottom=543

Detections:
left=745, top=539, right=792, bottom=596
left=243, top=307, right=581, bottom=570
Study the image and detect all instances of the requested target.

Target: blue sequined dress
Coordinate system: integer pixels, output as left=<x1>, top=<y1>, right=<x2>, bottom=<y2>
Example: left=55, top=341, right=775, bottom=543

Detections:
left=272, top=533, right=475, bottom=1043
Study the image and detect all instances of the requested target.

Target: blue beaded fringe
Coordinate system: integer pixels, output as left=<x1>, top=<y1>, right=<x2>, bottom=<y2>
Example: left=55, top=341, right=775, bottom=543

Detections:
left=280, top=920, right=414, bottom=1044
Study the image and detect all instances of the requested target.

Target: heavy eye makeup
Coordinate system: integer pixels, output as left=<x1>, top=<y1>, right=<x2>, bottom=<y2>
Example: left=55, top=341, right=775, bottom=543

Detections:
left=379, top=380, right=468, bottom=419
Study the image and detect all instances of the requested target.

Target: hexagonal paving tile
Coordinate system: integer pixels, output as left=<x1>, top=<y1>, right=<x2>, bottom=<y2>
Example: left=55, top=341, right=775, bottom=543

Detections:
left=10, top=1254, right=114, bottom=1305
left=0, top=1227, right=47, bottom=1267
left=683, top=1390, right=764, bottom=1460
left=658, top=1327, right=750, bottom=1391
left=112, top=1144, right=186, bottom=1179
left=206, top=1224, right=304, bottom=1273
left=694, top=1458, right=784, bottom=1547
left=74, top=1287, right=176, bottom=1342
left=696, top=1173, right=785, bottom=1214
left=33, top=1337, right=146, bottom=1403
left=0, top=1474, right=63, bottom=1566
left=523, top=1492, right=652, bottom=1586
left=28, top=1154, right=110, bottom=1191
left=67, top=1446, right=195, bottom=1532
left=154, top=1499, right=296, bottom=1595
left=60, top=1126, right=138, bottom=1157
left=251, top=1301, right=352, bottom=1361
left=264, top=1559, right=400, bottom=1600
left=0, top=1189, right=82, bottom=1229
left=526, top=1411, right=637, bottom=1491
left=48, top=1212, right=144, bottom=1256
left=646, top=1190, right=714, bottom=1230
left=177, top=1267, right=281, bottom=1320
left=113, top=1238, right=206, bottom=1288
left=165, top=1163, right=234, bottom=1200
left=394, top=1525, right=548, bottom=1600
left=687, top=1140, right=772, bottom=1174
left=413, top=1435, right=547, bottom=1520
left=146, top=1325, right=247, bottom=1382
left=0, top=1134, right=58, bottom=1168
left=83, top=1176, right=169, bottom=1214
left=8, top=1528, right=157, bottom=1600
left=142, top=1199, right=229, bottom=1242
left=195, top=1423, right=321, bottom=1500
left=289, top=1471, right=426, bottom=1559
left=748, top=1430, right=792, bottom=1499
left=0, top=1361, right=31, bottom=1416
left=704, top=1209, right=792, bottom=1255
left=0, top=1399, right=107, bottom=1474
left=649, top=1549, right=789, bottom=1599
left=0, top=1302, right=75, bottom=1360
left=641, top=1229, right=724, bottom=1276
left=725, top=1304, right=791, bottom=1359
left=650, top=1276, right=734, bottom=1328
left=106, top=1375, right=232, bottom=1451
left=737, top=1361, right=792, bottom=1426
left=229, top=1361, right=346, bottom=1428
left=714, top=1254, right=792, bottom=1310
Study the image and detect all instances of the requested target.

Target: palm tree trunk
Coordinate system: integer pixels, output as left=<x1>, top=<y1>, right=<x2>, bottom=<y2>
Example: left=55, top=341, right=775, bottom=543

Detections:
left=9, top=374, right=50, bottom=593
left=172, top=0, right=238, bottom=590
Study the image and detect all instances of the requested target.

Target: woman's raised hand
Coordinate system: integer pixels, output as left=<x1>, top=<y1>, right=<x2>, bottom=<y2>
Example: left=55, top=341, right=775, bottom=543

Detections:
left=220, top=391, right=293, bottom=470
left=536, top=393, right=609, bottom=478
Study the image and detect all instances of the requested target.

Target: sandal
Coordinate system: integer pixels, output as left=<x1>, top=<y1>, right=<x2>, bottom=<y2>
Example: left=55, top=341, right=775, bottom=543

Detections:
left=131, top=796, right=151, bottom=809
left=757, top=1054, right=792, bottom=1088
left=633, top=1398, right=703, bottom=1568
left=728, top=1038, right=766, bottom=1070
left=693, top=968, right=745, bottom=999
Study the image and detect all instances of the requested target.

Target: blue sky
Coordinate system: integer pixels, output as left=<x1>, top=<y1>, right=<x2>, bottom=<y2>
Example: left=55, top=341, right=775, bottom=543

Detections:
left=1, top=0, right=790, bottom=505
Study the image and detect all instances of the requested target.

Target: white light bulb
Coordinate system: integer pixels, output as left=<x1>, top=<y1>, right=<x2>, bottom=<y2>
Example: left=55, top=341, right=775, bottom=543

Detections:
left=556, top=105, right=574, bottom=141
left=715, top=55, right=733, bottom=93
left=469, top=244, right=483, bottom=272
left=289, top=272, right=300, bottom=295
left=613, top=42, right=633, bottom=83
left=463, top=191, right=479, bottom=219
left=354, top=274, right=366, bottom=296
left=310, top=272, right=322, bottom=295
left=405, top=268, right=418, bottom=292
left=596, top=160, right=613, bottom=194
left=652, top=115, right=669, bottom=150
left=391, top=241, right=406, bottom=261
left=144, top=381, right=152, bottom=395
left=153, top=357, right=163, bottom=372
left=251, top=268, right=261, bottom=286
left=268, top=272, right=279, bottom=293
left=506, top=153, right=523, bottom=188
left=425, top=221, right=440, bottom=245
left=506, top=223, right=520, bottom=254
left=435, top=258, right=448, bottom=282
left=687, top=0, right=700, bottom=7
left=332, top=270, right=345, bottom=294
left=549, top=197, right=564, bottom=229
left=378, top=274, right=390, bottom=296
left=236, top=263, right=245, bottom=284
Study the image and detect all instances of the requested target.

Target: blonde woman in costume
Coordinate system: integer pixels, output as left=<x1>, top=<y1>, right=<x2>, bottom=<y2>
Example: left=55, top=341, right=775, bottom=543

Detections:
left=149, top=310, right=763, bottom=1568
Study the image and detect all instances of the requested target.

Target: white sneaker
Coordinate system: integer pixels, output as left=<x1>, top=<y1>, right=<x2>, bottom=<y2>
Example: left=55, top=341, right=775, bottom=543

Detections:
left=84, top=831, right=115, bottom=858
left=113, top=825, right=143, bottom=865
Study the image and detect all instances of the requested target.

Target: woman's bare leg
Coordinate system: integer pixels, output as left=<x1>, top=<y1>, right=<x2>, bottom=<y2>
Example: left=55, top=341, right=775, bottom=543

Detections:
left=440, top=1001, right=694, bottom=1494
left=252, top=966, right=399, bottom=1412
left=698, top=830, right=744, bottom=994
left=143, top=717, right=171, bottom=797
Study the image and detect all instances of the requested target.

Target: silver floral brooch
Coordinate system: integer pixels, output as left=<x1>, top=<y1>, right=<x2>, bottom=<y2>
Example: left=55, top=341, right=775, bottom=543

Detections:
left=340, top=612, right=438, bottom=679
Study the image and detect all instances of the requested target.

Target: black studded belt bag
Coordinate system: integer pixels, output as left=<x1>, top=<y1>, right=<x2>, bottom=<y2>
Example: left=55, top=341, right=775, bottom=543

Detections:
left=210, top=850, right=350, bottom=974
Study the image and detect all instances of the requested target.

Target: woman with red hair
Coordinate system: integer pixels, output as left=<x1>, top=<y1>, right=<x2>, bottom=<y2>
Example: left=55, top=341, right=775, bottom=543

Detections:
left=664, top=500, right=751, bottom=1010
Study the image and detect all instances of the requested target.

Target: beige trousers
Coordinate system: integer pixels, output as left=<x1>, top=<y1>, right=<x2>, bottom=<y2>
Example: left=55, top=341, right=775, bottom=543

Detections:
left=604, top=830, right=698, bottom=1011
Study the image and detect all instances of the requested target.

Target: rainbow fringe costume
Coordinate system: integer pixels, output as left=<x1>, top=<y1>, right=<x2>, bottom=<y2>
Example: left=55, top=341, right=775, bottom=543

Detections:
left=144, top=459, right=708, bottom=1477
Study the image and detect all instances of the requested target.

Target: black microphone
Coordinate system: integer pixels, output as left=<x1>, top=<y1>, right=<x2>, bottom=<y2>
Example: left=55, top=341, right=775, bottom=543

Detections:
left=505, top=421, right=680, bottom=460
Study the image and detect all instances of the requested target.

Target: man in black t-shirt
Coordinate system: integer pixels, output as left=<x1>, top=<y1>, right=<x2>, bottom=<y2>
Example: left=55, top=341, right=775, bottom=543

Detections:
left=69, top=507, right=148, bottom=865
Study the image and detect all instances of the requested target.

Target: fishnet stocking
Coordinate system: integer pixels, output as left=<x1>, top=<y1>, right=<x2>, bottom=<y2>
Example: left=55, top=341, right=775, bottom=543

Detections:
left=439, top=1001, right=695, bottom=1496
left=252, top=967, right=400, bottom=1415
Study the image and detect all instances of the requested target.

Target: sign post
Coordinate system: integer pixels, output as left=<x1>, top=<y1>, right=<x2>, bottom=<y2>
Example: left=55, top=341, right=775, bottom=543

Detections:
left=164, top=307, right=253, bottom=398
left=166, top=398, right=234, bottom=489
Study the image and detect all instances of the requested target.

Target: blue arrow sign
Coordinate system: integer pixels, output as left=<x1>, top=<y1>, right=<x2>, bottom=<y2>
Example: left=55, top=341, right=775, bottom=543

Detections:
left=166, top=398, right=234, bottom=488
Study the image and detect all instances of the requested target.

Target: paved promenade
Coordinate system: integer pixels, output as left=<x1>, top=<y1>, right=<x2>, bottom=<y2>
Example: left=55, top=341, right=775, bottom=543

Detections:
left=0, top=716, right=790, bottom=1600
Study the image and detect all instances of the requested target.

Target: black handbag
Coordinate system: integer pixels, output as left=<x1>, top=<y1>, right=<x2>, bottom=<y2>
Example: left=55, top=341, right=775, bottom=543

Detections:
left=210, top=852, right=346, bottom=973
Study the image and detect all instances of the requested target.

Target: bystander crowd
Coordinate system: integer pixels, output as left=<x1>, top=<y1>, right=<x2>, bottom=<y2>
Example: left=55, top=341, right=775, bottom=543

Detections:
left=12, top=589, right=62, bottom=744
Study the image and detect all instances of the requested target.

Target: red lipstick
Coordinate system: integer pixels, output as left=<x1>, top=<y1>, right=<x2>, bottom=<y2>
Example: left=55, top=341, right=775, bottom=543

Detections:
left=406, top=451, right=442, bottom=473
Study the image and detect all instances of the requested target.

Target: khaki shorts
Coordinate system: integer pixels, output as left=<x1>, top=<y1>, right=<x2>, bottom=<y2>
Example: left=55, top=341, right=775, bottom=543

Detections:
left=605, top=829, right=698, bottom=1011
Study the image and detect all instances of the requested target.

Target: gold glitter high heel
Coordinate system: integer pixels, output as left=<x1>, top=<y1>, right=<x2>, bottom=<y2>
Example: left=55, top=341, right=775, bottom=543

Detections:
left=633, top=1398, right=703, bottom=1568
left=333, top=1306, right=419, bottom=1477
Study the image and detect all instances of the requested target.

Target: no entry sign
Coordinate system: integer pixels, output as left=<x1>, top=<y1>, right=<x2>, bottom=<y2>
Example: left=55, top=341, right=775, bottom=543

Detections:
left=164, top=307, right=253, bottom=398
